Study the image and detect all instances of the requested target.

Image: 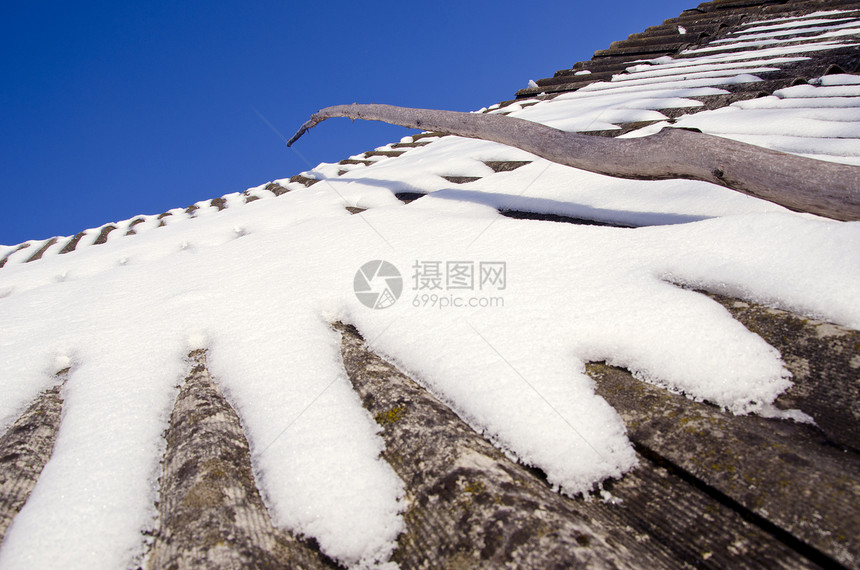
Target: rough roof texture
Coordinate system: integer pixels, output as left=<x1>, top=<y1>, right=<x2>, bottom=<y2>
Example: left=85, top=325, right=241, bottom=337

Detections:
left=517, top=0, right=860, bottom=100
left=1, top=1, right=859, bottom=569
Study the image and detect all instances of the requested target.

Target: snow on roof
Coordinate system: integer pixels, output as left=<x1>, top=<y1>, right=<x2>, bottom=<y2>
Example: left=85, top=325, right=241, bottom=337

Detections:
left=0, top=1, right=859, bottom=568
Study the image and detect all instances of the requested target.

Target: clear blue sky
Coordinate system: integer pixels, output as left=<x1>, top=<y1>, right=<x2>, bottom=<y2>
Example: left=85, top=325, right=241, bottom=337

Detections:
left=1, top=0, right=694, bottom=246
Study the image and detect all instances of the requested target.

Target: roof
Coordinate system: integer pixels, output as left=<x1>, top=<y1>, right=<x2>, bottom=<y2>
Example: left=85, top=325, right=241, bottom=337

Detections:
left=1, top=1, right=859, bottom=568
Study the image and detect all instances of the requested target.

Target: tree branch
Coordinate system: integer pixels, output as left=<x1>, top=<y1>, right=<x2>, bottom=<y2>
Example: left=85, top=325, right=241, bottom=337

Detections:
left=288, top=103, right=860, bottom=222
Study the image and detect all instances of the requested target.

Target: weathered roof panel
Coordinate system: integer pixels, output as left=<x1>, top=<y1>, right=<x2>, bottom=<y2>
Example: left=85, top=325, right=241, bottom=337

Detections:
left=1, top=1, right=858, bottom=568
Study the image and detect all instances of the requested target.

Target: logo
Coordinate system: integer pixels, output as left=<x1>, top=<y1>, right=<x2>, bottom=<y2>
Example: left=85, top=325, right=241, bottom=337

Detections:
left=354, top=260, right=403, bottom=309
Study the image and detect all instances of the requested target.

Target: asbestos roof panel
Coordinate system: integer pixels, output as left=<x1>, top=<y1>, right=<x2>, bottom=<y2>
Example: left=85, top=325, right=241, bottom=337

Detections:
left=1, top=1, right=858, bottom=567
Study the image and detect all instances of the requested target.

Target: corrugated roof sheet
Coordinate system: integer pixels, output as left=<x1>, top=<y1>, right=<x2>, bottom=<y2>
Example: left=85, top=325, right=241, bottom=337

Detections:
left=1, top=2, right=858, bottom=568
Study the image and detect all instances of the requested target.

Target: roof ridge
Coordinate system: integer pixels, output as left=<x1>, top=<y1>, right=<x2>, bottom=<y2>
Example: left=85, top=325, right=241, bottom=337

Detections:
left=2, top=1, right=858, bottom=268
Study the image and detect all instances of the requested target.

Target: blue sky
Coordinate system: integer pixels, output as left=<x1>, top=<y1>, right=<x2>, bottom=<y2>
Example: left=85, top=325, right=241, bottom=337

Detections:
left=1, top=0, right=694, bottom=246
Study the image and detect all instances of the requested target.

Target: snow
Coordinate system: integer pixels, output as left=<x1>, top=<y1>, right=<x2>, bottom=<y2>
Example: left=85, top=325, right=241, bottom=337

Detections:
left=774, top=83, right=860, bottom=98
left=671, top=107, right=860, bottom=137
left=816, top=74, right=860, bottom=85
left=712, top=20, right=860, bottom=43
left=499, top=86, right=722, bottom=133
left=0, top=195, right=408, bottom=569
left=617, top=57, right=807, bottom=82
left=737, top=11, right=859, bottom=29
left=682, top=9, right=860, bottom=55
left=667, top=75, right=860, bottom=164
left=687, top=35, right=859, bottom=54
left=1, top=8, right=859, bottom=570
left=735, top=96, right=860, bottom=109
left=639, top=43, right=844, bottom=68
left=2, top=155, right=858, bottom=570
left=608, top=65, right=782, bottom=88
left=740, top=19, right=851, bottom=34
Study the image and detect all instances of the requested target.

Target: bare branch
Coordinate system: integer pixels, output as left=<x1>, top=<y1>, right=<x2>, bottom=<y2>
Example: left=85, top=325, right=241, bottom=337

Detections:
left=288, top=103, right=860, bottom=222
